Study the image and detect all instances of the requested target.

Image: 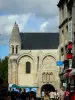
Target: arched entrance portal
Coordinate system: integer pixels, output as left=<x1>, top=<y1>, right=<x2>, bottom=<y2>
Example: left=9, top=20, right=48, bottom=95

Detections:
left=41, top=84, right=55, bottom=94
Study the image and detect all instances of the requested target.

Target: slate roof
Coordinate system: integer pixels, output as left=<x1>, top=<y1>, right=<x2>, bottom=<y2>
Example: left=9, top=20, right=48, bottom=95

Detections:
left=20, top=33, right=59, bottom=50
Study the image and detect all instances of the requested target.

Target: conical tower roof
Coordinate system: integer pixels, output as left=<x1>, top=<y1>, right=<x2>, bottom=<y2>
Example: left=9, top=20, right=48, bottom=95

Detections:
left=10, top=22, right=21, bottom=43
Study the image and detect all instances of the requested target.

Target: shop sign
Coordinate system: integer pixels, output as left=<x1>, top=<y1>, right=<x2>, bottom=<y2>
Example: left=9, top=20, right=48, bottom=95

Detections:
left=63, top=83, right=66, bottom=87
left=56, top=61, right=64, bottom=66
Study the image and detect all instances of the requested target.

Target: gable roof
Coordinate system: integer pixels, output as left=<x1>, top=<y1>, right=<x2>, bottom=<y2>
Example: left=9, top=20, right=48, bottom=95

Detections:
left=20, top=32, right=59, bottom=50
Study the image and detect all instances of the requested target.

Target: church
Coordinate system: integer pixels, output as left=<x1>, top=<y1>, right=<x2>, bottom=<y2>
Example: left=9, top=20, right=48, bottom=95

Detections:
left=8, top=22, right=60, bottom=97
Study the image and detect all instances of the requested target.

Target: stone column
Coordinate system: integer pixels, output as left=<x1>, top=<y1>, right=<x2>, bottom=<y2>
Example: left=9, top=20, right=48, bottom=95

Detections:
left=8, top=59, right=12, bottom=84
left=14, top=45, right=16, bottom=54
left=16, top=64, right=18, bottom=85
left=36, top=87, right=41, bottom=98
left=12, top=59, right=17, bottom=84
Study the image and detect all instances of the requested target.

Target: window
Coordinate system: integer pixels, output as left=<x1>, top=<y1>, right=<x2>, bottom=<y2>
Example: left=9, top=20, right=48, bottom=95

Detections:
left=26, top=62, right=31, bottom=74
left=61, top=6, right=64, bottom=20
left=37, top=56, right=39, bottom=71
left=61, top=48, right=64, bottom=56
left=74, top=33, right=75, bottom=45
left=66, top=25, right=68, bottom=39
left=66, top=25, right=68, bottom=31
left=42, top=72, right=45, bottom=83
left=16, top=45, right=18, bottom=54
left=65, top=45, right=68, bottom=54
left=68, top=21, right=72, bottom=41
left=49, top=72, right=53, bottom=83
left=70, top=79, right=74, bottom=91
left=61, top=30, right=64, bottom=42
left=12, top=45, right=14, bottom=54
left=46, top=73, right=49, bottom=83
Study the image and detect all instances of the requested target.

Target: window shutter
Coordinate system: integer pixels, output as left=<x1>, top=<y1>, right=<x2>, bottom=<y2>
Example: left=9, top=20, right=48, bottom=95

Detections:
left=68, top=21, right=72, bottom=41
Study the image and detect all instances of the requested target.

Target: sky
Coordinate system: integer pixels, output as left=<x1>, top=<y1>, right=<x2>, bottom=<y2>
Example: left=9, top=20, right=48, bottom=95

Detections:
left=0, top=0, right=59, bottom=59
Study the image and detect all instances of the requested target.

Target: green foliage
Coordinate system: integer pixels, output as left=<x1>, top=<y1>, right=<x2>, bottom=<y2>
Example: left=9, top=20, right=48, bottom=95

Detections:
left=0, top=56, right=8, bottom=83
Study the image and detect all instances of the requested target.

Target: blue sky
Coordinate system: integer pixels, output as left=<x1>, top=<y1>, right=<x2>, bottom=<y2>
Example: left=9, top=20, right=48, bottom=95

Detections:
left=0, top=0, right=59, bottom=59
left=0, top=45, right=9, bottom=59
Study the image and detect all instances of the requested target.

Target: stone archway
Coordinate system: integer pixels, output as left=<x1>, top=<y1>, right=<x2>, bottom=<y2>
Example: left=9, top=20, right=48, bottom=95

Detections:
left=41, top=84, right=55, bottom=93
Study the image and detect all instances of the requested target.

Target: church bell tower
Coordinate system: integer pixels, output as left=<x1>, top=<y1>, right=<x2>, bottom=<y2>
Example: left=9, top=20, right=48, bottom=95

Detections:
left=9, top=22, right=21, bottom=55
left=8, top=22, right=21, bottom=85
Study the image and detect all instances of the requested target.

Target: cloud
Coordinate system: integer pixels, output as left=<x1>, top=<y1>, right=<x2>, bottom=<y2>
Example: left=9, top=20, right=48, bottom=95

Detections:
left=0, top=14, right=30, bottom=44
left=40, top=16, right=59, bottom=32
left=0, top=0, right=59, bottom=45
left=40, top=21, right=48, bottom=32
left=0, top=0, right=58, bottom=18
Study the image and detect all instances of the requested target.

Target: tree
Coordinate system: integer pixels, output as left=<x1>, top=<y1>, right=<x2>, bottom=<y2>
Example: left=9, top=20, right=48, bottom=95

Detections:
left=0, top=56, right=8, bottom=83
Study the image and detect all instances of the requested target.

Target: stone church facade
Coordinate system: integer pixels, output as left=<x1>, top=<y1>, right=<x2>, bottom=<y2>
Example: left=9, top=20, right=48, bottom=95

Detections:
left=8, top=22, right=60, bottom=97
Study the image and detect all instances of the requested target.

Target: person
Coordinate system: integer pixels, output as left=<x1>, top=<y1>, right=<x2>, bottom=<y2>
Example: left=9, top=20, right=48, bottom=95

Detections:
left=59, top=87, right=65, bottom=100
left=8, top=91, right=11, bottom=100
left=29, top=91, right=36, bottom=100
left=11, top=89, right=17, bottom=100
left=43, top=92, right=49, bottom=100
left=54, top=90, right=59, bottom=100
left=65, top=88, right=70, bottom=100
left=49, top=91, right=55, bottom=100
left=21, top=89, right=27, bottom=100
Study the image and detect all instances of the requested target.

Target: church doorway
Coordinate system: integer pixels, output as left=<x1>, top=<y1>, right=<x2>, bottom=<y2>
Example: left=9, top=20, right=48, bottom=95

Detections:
left=41, top=84, right=55, bottom=96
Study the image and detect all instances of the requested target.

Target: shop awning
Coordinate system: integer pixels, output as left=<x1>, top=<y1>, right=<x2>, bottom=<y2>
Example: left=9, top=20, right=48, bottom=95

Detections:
left=12, top=84, right=20, bottom=88
left=11, top=84, right=39, bottom=88
left=63, top=72, right=71, bottom=79
left=70, top=69, right=75, bottom=76
left=18, top=85, right=39, bottom=88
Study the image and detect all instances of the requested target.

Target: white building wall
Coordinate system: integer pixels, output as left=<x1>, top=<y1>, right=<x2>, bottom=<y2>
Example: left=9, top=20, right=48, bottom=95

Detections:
left=8, top=49, right=60, bottom=97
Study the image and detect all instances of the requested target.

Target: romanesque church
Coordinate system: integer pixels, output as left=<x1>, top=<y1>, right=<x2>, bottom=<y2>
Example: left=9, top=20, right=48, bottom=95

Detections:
left=8, top=22, right=60, bottom=97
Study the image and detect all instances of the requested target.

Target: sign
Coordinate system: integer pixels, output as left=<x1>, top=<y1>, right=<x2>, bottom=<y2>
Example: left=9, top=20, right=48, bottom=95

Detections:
left=63, top=83, right=66, bottom=87
left=56, top=61, right=64, bottom=66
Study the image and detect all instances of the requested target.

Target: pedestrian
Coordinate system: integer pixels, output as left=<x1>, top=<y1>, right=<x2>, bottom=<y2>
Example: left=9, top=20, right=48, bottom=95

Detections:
left=49, top=91, right=55, bottom=100
left=16, top=92, right=22, bottom=100
left=54, top=90, right=59, bottom=100
left=65, top=88, right=70, bottom=100
left=59, top=87, right=65, bottom=100
left=43, top=92, right=49, bottom=100
left=29, top=91, right=35, bottom=100
left=21, top=89, right=27, bottom=100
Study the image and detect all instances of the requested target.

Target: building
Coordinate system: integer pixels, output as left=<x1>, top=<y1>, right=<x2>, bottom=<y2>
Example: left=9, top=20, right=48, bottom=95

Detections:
left=57, top=0, right=75, bottom=90
left=8, top=22, right=60, bottom=97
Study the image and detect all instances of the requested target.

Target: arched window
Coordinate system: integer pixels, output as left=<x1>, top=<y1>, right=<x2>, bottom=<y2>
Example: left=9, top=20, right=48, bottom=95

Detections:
left=42, top=72, right=45, bottom=83
left=16, top=45, right=18, bottom=54
left=49, top=72, right=53, bottom=83
left=12, top=45, right=14, bottom=54
left=26, top=62, right=31, bottom=74
left=46, top=73, right=49, bottom=83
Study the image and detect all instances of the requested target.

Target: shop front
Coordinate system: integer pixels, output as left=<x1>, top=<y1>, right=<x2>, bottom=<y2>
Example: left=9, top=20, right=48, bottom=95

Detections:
left=63, top=68, right=72, bottom=91
left=70, top=69, right=75, bottom=100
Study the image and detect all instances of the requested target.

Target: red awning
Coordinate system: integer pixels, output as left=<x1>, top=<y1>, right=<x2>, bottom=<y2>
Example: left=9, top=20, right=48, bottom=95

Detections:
left=63, top=72, right=71, bottom=78
left=63, top=69, right=72, bottom=79
left=67, top=44, right=72, bottom=49
left=66, top=54, right=72, bottom=59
